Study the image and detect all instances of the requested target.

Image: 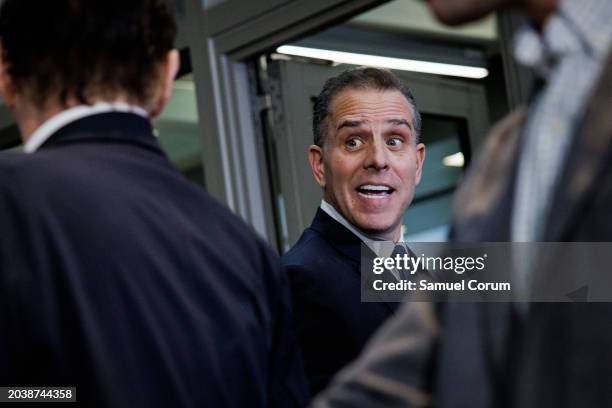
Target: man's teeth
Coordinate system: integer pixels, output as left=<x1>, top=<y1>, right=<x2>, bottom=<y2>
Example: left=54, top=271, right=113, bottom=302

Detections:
left=357, top=185, right=393, bottom=195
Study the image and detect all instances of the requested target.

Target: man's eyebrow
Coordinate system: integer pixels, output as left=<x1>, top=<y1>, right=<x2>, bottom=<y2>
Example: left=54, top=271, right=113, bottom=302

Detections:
left=387, top=118, right=412, bottom=130
left=337, top=120, right=364, bottom=131
left=336, top=118, right=413, bottom=131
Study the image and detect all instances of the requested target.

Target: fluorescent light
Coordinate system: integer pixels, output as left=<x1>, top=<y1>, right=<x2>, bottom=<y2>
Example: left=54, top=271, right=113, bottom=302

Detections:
left=442, top=152, right=465, bottom=167
left=276, top=45, right=488, bottom=79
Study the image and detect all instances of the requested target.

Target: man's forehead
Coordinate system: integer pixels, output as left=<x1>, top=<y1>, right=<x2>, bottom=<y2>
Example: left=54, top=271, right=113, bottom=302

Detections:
left=328, top=88, right=413, bottom=125
left=336, top=118, right=413, bottom=132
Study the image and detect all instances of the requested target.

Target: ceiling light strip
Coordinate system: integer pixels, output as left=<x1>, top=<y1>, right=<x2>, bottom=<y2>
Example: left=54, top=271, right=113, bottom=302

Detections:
left=276, top=45, right=488, bottom=79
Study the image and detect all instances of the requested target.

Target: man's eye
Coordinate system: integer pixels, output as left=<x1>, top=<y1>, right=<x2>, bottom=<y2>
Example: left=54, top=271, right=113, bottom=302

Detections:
left=387, top=137, right=404, bottom=147
left=346, top=138, right=363, bottom=149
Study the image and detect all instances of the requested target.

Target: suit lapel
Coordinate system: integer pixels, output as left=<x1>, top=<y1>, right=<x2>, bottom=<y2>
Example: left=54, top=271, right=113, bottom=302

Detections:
left=450, top=106, right=526, bottom=396
left=451, top=109, right=525, bottom=242
left=309, top=208, right=398, bottom=314
left=544, top=50, right=612, bottom=240
left=310, top=208, right=362, bottom=263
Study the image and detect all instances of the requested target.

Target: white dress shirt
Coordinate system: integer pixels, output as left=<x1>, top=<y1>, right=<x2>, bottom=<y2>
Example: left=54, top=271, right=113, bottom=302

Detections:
left=320, top=200, right=407, bottom=280
left=512, top=0, right=612, bottom=242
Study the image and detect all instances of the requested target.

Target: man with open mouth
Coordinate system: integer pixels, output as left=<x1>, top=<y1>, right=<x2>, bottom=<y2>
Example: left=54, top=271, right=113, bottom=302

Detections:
left=281, top=67, right=426, bottom=398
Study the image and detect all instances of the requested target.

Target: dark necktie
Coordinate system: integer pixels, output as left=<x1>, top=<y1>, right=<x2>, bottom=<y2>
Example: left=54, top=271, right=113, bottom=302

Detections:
left=391, top=244, right=411, bottom=280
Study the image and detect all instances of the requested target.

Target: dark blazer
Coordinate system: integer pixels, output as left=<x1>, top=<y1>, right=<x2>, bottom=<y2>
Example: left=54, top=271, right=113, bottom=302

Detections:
left=437, top=50, right=612, bottom=408
left=0, top=112, right=308, bottom=408
left=282, top=208, right=398, bottom=396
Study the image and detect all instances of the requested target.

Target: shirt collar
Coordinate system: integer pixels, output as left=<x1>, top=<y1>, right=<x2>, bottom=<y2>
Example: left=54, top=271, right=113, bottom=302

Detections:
left=24, top=102, right=149, bottom=153
left=561, top=0, right=612, bottom=57
left=320, top=200, right=376, bottom=244
left=513, top=0, right=612, bottom=77
left=319, top=200, right=405, bottom=258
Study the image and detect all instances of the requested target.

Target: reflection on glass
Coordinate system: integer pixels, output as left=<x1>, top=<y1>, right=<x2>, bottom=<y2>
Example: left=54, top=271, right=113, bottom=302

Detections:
left=155, top=75, right=205, bottom=188
left=403, top=114, right=469, bottom=242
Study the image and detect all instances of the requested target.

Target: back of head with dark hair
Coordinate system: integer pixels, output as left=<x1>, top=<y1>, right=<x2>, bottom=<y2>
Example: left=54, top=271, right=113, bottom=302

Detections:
left=312, top=67, right=421, bottom=147
left=0, top=0, right=177, bottom=109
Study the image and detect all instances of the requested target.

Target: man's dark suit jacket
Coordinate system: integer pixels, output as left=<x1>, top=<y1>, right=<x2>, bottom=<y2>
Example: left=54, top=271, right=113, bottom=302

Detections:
left=281, top=208, right=398, bottom=396
left=0, top=112, right=308, bottom=408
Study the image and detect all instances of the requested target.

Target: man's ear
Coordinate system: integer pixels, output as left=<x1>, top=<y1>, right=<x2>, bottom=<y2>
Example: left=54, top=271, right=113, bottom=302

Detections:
left=0, top=44, right=17, bottom=108
left=414, top=143, right=426, bottom=185
left=150, top=49, right=180, bottom=119
left=308, top=144, right=326, bottom=189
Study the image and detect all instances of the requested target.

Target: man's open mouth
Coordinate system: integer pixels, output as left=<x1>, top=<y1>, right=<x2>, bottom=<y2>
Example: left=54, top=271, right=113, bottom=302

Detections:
left=356, top=184, right=395, bottom=197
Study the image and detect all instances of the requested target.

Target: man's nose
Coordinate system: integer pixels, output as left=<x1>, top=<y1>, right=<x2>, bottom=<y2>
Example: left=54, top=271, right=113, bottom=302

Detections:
left=363, top=138, right=389, bottom=171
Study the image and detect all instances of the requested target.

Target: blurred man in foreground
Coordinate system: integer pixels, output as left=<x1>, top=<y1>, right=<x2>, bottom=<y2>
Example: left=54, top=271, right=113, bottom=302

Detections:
left=313, top=0, right=612, bottom=406
left=282, top=67, right=425, bottom=396
left=0, top=1, right=307, bottom=407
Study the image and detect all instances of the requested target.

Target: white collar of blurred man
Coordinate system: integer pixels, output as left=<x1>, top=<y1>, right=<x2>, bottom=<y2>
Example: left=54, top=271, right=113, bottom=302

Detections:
left=308, top=87, right=425, bottom=243
left=0, top=48, right=180, bottom=147
left=513, top=0, right=612, bottom=72
left=22, top=102, right=149, bottom=153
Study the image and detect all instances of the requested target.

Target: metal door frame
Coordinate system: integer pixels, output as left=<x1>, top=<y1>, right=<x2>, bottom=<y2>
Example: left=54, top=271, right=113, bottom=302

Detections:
left=182, top=0, right=388, bottom=243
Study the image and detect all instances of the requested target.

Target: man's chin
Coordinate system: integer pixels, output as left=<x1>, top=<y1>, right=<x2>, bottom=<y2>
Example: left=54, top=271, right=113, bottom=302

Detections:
left=354, top=220, right=399, bottom=240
